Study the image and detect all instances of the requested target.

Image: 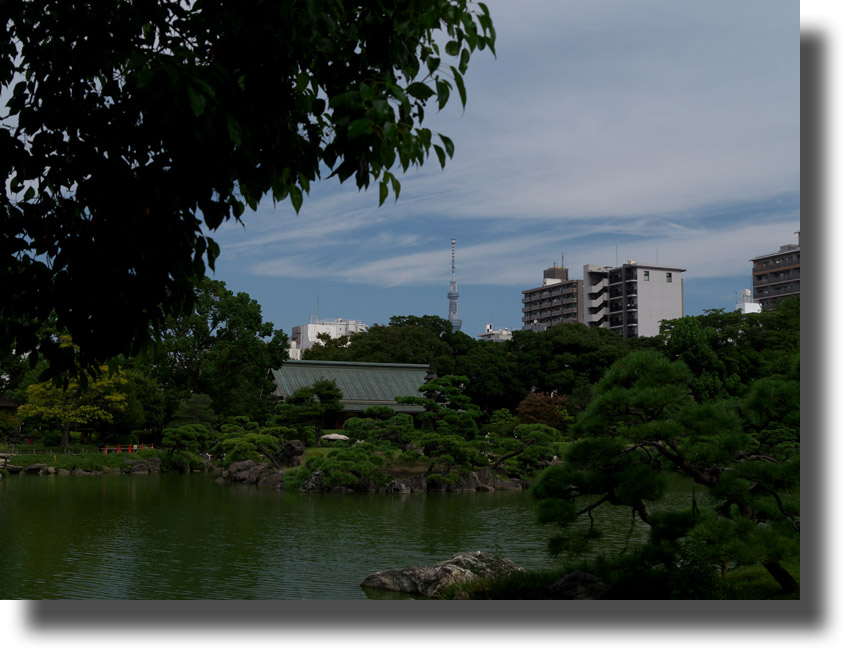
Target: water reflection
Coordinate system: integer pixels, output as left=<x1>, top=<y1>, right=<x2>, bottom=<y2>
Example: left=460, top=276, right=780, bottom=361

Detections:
left=1, top=472, right=706, bottom=599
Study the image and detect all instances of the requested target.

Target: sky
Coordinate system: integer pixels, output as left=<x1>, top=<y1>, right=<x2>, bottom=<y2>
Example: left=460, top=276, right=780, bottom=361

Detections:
left=206, top=0, right=800, bottom=339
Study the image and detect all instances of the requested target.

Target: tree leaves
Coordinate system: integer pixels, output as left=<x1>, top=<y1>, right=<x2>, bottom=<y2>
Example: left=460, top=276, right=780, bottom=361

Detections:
left=1, top=0, right=497, bottom=379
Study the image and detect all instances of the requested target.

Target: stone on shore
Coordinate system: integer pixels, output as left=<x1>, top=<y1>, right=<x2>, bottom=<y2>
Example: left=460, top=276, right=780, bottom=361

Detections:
left=547, top=570, right=612, bottom=600
left=361, top=551, right=524, bottom=598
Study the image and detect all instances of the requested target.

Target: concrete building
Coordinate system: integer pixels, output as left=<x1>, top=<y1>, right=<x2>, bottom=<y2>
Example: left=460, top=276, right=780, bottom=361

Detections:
left=582, top=261, right=685, bottom=338
left=288, top=317, right=367, bottom=360
left=735, top=289, right=762, bottom=314
left=478, top=324, right=513, bottom=342
left=750, top=232, right=800, bottom=310
left=521, top=265, right=583, bottom=331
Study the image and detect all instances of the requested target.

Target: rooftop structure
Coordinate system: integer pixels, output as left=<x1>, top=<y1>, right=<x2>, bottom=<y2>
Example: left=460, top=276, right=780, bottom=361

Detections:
left=478, top=324, right=513, bottom=342
left=735, top=288, right=762, bottom=314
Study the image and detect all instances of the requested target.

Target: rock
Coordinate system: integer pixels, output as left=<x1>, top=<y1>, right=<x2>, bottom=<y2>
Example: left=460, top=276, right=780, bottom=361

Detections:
left=282, top=439, right=305, bottom=459
left=224, top=459, right=267, bottom=484
left=257, top=470, right=286, bottom=489
left=124, top=458, right=155, bottom=474
left=492, top=478, right=524, bottom=490
left=71, top=468, right=89, bottom=475
left=384, top=479, right=410, bottom=493
left=406, top=474, right=428, bottom=492
left=299, top=470, right=325, bottom=493
left=459, top=470, right=498, bottom=491
left=547, top=570, right=612, bottom=600
left=57, top=468, right=70, bottom=475
left=475, top=484, right=495, bottom=491
left=474, top=467, right=495, bottom=485
left=22, top=463, right=47, bottom=474
left=227, top=459, right=256, bottom=475
left=361, top=551, right=525, bottom=598
left=232, top=462, right=268, bottom=484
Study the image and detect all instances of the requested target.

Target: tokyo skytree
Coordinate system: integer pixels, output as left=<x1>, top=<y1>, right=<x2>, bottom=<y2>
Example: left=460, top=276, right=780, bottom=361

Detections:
left=447, top=238, right=462, bottom=332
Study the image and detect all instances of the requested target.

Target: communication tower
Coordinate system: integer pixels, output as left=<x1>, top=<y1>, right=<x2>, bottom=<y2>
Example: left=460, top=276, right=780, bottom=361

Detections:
left=447, top=238, right=462, bottom=332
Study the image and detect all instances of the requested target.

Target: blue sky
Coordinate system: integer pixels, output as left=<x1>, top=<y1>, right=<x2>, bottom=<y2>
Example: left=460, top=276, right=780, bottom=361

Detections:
left=207, top=0, right=800, bottom=339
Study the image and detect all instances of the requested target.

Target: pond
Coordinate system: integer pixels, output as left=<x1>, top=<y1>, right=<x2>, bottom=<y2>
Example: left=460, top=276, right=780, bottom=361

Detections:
left=0, top=472, right=702, bottom=599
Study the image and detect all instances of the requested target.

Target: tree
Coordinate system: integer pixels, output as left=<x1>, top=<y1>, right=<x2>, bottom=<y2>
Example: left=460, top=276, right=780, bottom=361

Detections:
left=306, top=320, right=455, bottom=374
left=657, top=297, right=800, bottom=399
left=515, top=391, right=573, bottom=432
left=162, top=424, right=212, bottom=469
left=2, top=0, right=496, bottom=379
left=343, top=411, right=416, bottom=449
left=220, top=431, right=282, bottom=468
left=17, top=365, right=129, bottom=448
left=155, top=278, right=287, bottom=420
left=273, top=378, right=343, bottom=442
left=108, top=368, right=167, bottom=441
left=486, top=422, right=560, bottom=476
left=168, top=393, right=218, bottom=430
left=532, top=350, right=800, bottom=594
left=397, top=374, right=480, bottom=437
left=453, top=339, right=521, bottom=414
left=508, top=323, right=632, bottom=401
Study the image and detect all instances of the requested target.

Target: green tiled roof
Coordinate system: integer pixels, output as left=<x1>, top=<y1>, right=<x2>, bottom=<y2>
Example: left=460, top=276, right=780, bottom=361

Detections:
left=269, top=360, right=429, bottom=411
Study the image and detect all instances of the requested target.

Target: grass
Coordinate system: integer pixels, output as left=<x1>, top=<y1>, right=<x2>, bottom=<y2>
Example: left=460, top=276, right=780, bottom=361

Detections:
left=439, top=555, right=800, bottom=600
left=720, top=557, right=800, bottom=600
left=7, top=448, right=166, bottom=472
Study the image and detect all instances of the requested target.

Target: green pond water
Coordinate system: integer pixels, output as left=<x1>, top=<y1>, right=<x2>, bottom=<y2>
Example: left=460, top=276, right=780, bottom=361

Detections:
left=0, top=472, right=700, bottom=599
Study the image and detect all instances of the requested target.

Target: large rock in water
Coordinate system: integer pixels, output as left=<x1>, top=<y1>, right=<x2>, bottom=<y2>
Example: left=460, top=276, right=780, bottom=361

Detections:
left=361, top=551, right=524, bottom=598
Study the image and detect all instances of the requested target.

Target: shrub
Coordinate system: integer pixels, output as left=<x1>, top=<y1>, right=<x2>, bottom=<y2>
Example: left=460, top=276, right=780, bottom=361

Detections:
left=41, top=431, right=62, bottom=447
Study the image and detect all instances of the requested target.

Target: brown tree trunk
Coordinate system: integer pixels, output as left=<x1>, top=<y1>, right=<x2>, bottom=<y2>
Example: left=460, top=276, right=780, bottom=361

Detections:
left=61, top=421, right=71, bottom=451
left=61, top=387, right=82, bottom=450
left=762, top=560, right=799, bottom=594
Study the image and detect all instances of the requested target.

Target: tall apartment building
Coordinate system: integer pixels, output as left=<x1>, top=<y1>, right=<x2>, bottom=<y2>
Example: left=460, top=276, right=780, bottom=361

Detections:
left=750, top=232, right=800, bottom=310
left=288, top=317, right=367, bottom=360
left=521, top=265, right=583, bottom=331
left=582, top=261, right=685, bottom=338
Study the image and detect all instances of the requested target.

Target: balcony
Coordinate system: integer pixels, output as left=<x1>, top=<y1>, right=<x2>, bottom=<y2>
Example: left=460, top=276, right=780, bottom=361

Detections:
left=753, top=254, right=799, bottom=273
left=753, top=271, right=800, bottom=288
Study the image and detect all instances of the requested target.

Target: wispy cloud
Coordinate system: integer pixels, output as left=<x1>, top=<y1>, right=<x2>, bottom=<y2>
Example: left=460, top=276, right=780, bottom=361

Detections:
left=207, top=0, right=798, bottom=334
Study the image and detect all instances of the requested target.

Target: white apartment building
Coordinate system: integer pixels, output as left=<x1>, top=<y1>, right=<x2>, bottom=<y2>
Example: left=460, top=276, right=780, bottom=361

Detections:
left=583, top=261, right=685, bottom=338
left=288, top=317, right=367, bottom=360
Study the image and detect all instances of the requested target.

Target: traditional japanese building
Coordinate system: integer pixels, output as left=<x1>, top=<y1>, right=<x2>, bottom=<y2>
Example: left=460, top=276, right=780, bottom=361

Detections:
left=269, top=360, right=429, bottom=427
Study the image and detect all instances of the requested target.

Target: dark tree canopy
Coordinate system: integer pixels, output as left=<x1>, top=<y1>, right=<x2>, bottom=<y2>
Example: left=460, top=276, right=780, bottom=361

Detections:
left=1, top=0, right=495, bottom=378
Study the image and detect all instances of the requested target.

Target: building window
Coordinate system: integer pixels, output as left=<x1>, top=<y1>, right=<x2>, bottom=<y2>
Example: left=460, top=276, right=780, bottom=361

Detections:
left=643, top=270, right=650, bottom=281
left=666, top=272, right=672, bottom=282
